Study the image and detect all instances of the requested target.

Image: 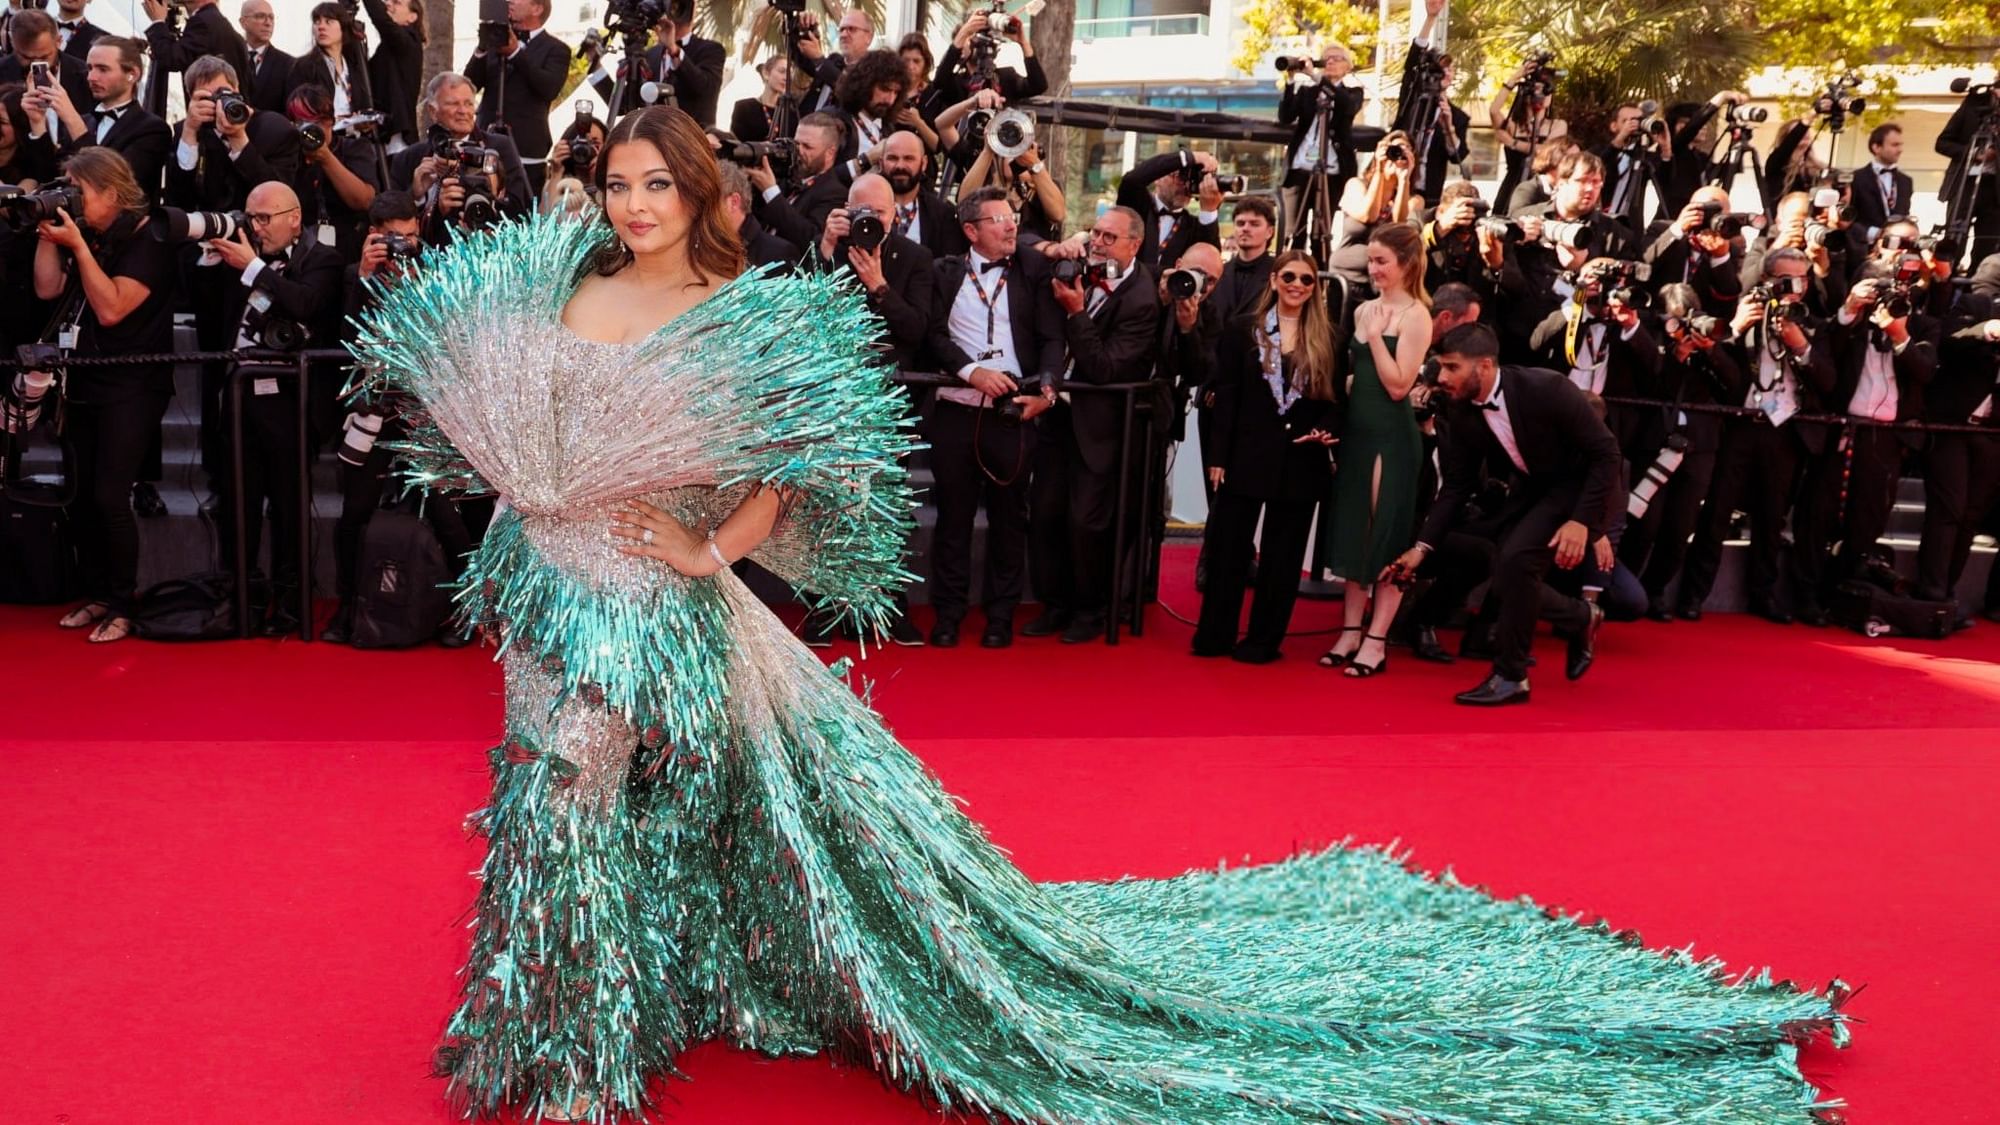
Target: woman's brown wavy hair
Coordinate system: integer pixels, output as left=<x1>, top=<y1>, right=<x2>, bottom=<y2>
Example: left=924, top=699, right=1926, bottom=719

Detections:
left=591, top=106, right=744, bottom=285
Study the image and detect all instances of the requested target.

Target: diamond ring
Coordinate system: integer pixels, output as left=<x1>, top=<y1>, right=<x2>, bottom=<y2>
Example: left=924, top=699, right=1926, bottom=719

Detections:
left=641, top=528, right=655, bottom=545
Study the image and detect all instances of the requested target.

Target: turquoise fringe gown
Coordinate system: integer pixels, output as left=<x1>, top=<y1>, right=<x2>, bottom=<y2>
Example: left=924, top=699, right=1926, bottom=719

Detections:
left=350, top=214, right=1851, bottom=1124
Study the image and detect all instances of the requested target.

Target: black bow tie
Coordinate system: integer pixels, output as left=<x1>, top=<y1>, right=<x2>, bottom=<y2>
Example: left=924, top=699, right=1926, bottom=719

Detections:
left=99, top=105, right=127, bottom=119
left=60, top=20, right=82, bottom=30
left=1479, top=400, right=1501, bottom=412
left=261, top=251, right=289, bottom=265
left=979, top=257, right=1011, bottom=273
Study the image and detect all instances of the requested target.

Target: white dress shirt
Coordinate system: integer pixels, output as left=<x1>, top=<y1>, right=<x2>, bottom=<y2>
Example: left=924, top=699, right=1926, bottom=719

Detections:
left=1837, top=306, right=1904, bottom=422
left=940, top=249, right=1020, bottom=408
left=1477, top=373, right=1529, bottom=474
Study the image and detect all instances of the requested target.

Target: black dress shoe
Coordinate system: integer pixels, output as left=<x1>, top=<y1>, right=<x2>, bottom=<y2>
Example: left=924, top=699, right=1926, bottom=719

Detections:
left=320, top=614, right=352, bottom=645
left=1407, top=625, right=1454, bottom=664
left=1060, top=612, right=1106, bottom=644
left=1190, top=636, right=1233, bottom=658
left=263, top=609, right=303, bottom=638
left=1644, top=597, right=1675, bottom=623
left=132, top=481, right=168, bottom=518
left=929, top=621, right=961, bottom=648
left=1455, top=673, right=1531, bottom=706
left=979, top=621, right=1012, bottom=649
left=1675, top=603, right=1703, bottom=622
left=1746, top=595, right=1790, bottom=625
left=1020, top=609, right=1072, bottom=638
left=885, top=613, right=924, bottom=647
left=1795, top=601, right=1830, bottom=628
left=1565, top=603, right=1603, bottom=682
left=1230, top=642, right=1280, bottom=664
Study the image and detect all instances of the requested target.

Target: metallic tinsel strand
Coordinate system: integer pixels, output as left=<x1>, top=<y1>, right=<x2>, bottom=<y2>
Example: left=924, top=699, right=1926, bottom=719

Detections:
left=350, top=212, right=1850, bottom=1124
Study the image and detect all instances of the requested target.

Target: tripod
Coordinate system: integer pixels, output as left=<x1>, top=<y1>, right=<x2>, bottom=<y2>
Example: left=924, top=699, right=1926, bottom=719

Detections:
left=141, top=4, right=183, bottom=117
left=604, top=25, right=663, bottom=119
left=1939, top=87, right=2000, bottom=270
left=1704, top=121, right=1766, bottom=213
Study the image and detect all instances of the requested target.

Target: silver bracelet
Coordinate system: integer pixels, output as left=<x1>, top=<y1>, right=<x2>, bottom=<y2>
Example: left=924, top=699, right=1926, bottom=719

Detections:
left=707, top=539, right=729, bottom=570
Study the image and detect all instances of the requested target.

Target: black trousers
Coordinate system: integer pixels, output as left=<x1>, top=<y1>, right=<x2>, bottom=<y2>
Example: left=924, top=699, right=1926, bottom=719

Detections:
left=1916, top=431, right=2000, bottom=603
left=1029, top=402, right=1120, bottom=618
left=1280, top=168, right=1351, bottom=251
left=924, top=400, right=1036, bottom=626
left=1679, top=417, right=1803, bottom=611
left=1193, top=490, right=1317, bottom=656
left=1790, top=422, right=1905, bottom=603
left=1484, top=487, right=1594, bottom=682
left=68, top=391, right=170, bottom=613
left=1626, top=446, right=1719, bottom=602
left=216, top=377, right=308, bottom=592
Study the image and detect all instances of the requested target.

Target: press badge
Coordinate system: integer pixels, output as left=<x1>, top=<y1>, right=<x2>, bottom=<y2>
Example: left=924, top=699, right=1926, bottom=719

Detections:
left=253, top=377, right=280, bottom=396
left=318, top=223, right=336, bottom=248
left=57, top=327, right=78, bottom=350
left=1760, top=394, right=1795, bottom=427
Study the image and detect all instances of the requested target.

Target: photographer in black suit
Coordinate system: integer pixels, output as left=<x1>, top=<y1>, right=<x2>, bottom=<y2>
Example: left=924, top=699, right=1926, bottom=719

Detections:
left=1277, top=42, right=1363, bottom=250
left=2, top=10, right=93, bottom=111
left=1387, top=324, right=1622, bottom=705
left=463, top=0, right=571, bottom=195
left=811, top=172, right=934, bottom=369
left=1117, top=147, right=1223, bottom=273
left=286, top=83, right=381, bottom=262
left=358, top=0, right=424, bottom=148
left=587, top=1, right=724, bottom=126
left=716, top=158, right=798, bottom=270
left=1024, top=204, right=1161, bottom=644
left=878, top=128, right=962, bottom=259
left=1500, top=150, right=1639, bottom=358
left=390, top=73, right=532, bottom=239
left=1916, top=295, right=2000, bottom=611
left=239, top=0, right=295, bottom=115
left=1937, top=78, right=2000, bottom=265
left=140, top=0, right=251, bottom=96
left=1788, top=224, right=1941, bottom=624
left=1641, top=185, right=1746, bottom=311
left=745, top=111, right=848, bottom=256
left=206, top=179, right=344, bottom=637
left=924, top=188, right=1067, bottom=648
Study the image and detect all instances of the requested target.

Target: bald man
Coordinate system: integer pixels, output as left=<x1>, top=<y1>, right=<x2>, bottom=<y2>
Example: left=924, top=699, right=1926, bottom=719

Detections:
left=815, top=171, right=936, bottom=370
left=238, top=0, right=295, bottom=114
left=878, top=128, right=964, bottom=259
left=208, top=179, right=347, bottom=635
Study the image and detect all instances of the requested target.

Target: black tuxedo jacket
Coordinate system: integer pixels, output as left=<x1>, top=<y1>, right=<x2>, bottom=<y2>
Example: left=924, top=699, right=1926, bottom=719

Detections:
left=1203, top=319, right=1339, bottom=503
left=808, top=231, right=935, bottom=370
left=1642, top=225, right=1745, bottom=311
left=928, top=245, right=1067, bottom=395
left=360, top=0, right=422, bottom=143
left=754, top=169, right=848, bottom=257
left=1937, top=91, right=2000, bottom=210
left=1062, top=265, right=1162, bottom=474
left=1420, top=365, right=1625, bottom=544
left=1212, top=253, right=1274, bottom=325
left=1117, top=151, right=1222, bottom=271
left=591, top=34, right=724, bottom=126
left=387, top=132, right=534, bottom=224
left=0, top=51, right=92, bottom=115
left=1928, top=316, right=2000, bottom=426
left=1848, top=163, right=1914, bottom=235
left=69, top=104, right=174, bottom=196
left=59, top=18, right=106, bottom=60
left=164, top=111, right=300, bottom=211
left=741, top=216, right=800, bottom=271
left=464, top=28, right=571, bottom=162
left=1279, top=79, right=1363, bottom=174
left=929, top=44, right=1048, bottom=108
left=788, top=43, right=844, bottom=117
left=220, top=238, right=347, bottom=358
left=729, top=96, right=783, bottom=144
left=902, top=189, right=965, bottom=260
left=144, top=5, right=251, bottom=89
left=244, top=44, right=297, bottom=114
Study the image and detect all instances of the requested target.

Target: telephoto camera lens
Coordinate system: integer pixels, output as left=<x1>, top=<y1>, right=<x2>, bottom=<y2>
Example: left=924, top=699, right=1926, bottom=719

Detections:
left=1540, top=218, right=1595, bottom=251
left=298, top=121, right=327, bottom=153
left=1213, top=174, right=1248, bottom=194
left=847, top=207, right=886, bottom=251
left=337, top=411, right=385, bottom=468
left=1165, top=268, right=1210, bottom=300
left=0, top=182, right=85, bottom=231
left=569, top=137, right=598, bottom=169
left=216, top=88, right=253, bottom=126
left=157, top=207, right=245, bottom=243
left=1731, top=105, right=1768, bottom=124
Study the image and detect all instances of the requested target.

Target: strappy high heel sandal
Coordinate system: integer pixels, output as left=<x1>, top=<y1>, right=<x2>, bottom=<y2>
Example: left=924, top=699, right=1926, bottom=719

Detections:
left=1317, top=626, right=1362, bottom=668
left=1345, top=633, right=1391, bottom=678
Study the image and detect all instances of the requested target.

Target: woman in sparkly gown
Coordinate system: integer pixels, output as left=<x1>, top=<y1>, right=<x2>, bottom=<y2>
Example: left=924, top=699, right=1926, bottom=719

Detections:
left=349, top=108, right=1849, bottom=1123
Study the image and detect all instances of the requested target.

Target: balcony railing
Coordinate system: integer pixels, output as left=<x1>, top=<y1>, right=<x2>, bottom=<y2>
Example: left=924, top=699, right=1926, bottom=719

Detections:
left=1075, top=14, right=1211, bottom=39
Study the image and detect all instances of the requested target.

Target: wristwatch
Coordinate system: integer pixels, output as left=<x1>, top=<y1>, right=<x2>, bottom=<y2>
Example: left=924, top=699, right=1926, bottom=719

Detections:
left=1029, top=161, right=1046, bottom=175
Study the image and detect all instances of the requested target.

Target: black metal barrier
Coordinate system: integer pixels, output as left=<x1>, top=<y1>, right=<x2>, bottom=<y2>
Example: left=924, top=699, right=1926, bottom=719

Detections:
left=891, top=372, right=1162, bottom=644
left=1600, top=396, right=2000, bottom=436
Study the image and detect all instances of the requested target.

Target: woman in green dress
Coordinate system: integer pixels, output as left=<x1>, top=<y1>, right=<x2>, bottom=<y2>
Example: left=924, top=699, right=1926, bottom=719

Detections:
left=1322, top=222, right=1432, bottom=676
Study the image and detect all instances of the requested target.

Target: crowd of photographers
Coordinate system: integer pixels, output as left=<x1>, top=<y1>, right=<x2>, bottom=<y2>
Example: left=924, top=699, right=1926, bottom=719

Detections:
left=2, top=0, right=1999, bottom=697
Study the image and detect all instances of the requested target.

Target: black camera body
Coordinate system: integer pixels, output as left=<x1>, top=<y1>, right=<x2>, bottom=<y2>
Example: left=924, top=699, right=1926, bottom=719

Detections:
left=1694, top=200, right=1765, bottom=240
left=1574, top=259, right=1653, bottom=313
left=1053, top=258, right=1116, bottom=288
left=713, top=133, right=797, bottom=167
left=215, top=87, right=253, bottom=127
left=1813, top=74, right=1866, bottom=129
left=994, top=375, right=1043, bottom=422
left=1164, top=267, right=1211, bottom=300
left=0, top=181, right=85, bottom=232
left=380, top=233, right=422, bottom=260
left=605, top=0, right=667, bottom=37
left=1519, top=50, right=1562, bottom=102
left=1665, top=312, right=1725, bottom=342
left=436, top=137, right=500, bottom=227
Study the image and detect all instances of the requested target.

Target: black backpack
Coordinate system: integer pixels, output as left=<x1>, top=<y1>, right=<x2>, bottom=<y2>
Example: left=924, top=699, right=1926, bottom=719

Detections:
left=0, top=489, right=78, bottom=604
left=130, top=572, right=253, bottom=641
left=350, top=505, right=453, bottom=649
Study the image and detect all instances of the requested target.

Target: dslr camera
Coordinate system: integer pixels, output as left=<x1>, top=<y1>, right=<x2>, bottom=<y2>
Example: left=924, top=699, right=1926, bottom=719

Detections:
left=712, top=131, right=797, bottom=167
left=845, top=205, right=886, bottom=252
left=1694, top=200, right=1766, bottom=240
left=1164, top=267, right=1212, bottom=300
left=1663, top=312, right=1726, bottom=342
left=380, top=232, right=422, bottom=261
left=563, top=102, right=599, bottom=176
left=435, top=133, right=501, bottom=227
left=1174, top=159, right=1245, bottom=196
left=0, top=181, right=85, bottom=232
left=213, top=87, right=253, bottom=127
left=1053, top=257, right=1120, bottom=288
left=1574, top=259, right=1653, bottom=313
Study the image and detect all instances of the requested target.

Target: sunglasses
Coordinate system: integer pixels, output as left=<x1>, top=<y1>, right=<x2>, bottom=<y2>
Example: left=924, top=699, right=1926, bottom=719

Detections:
left=1277, top=271, right=1317, bottom=286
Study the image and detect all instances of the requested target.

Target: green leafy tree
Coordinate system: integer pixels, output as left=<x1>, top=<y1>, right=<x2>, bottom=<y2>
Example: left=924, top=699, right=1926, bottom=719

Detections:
left=1232, top=0, right=1382, bottom=77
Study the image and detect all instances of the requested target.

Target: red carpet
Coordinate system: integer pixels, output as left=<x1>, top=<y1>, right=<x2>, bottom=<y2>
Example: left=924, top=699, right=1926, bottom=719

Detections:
left=4, top=545, right=1997, bottom=1122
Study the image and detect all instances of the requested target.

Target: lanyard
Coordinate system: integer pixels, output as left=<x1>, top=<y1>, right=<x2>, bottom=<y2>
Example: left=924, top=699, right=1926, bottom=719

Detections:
left=965, top=263, right=1007, bottom=347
